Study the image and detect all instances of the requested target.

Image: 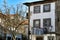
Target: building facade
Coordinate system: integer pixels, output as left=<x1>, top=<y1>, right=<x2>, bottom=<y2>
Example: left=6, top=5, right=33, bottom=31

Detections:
left=24, top=0, right=60, bottom=40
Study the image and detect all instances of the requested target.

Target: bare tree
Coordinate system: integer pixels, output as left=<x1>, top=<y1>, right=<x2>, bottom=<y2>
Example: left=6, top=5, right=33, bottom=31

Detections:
left=2, top=0, right=7, bottom=14
left=0, top=3, right=27, bottom=40
left=0, top=0, right=27, bottom=40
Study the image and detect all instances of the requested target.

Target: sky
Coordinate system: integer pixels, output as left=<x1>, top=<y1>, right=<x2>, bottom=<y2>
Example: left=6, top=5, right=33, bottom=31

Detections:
left=0, top=0, right=43, bottom=15
left=0, top=0, right=41, bottom=11
left=0, top=0, right=40, bottom=7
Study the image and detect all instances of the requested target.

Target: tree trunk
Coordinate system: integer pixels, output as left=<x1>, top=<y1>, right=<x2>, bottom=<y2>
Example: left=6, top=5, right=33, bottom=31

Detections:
left=13, top=36, right=16, bottom=40
left=12, top=34, right=16, bottom=40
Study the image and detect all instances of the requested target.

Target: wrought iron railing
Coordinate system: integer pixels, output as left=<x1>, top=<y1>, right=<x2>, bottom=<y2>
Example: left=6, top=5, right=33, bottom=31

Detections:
left=32, top=27, right=48, bottom=35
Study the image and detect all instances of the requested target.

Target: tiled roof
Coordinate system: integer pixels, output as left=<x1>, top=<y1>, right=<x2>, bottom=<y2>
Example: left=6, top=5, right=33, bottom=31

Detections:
left=19, top=19, right=28, bottom=25
left=21, top=19, right=28, bottom=25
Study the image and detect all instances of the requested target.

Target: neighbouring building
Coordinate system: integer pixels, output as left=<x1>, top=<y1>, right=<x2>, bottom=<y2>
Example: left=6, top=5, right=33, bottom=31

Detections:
left=24, top=0, right=60, bottom=40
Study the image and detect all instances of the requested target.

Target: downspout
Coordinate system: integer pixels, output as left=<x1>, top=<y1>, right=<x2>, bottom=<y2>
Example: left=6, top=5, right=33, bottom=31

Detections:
left=28, top=5, right=30, bottom=40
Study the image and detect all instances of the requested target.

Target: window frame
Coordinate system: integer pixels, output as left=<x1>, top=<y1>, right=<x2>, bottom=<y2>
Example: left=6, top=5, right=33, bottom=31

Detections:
left=43, top=4, right=51, bottom=12
left=33, top=19, right=40, bottom=28
left=43, top=18, right=51, bottom=27
left=34, top=6, right=40, bottom=13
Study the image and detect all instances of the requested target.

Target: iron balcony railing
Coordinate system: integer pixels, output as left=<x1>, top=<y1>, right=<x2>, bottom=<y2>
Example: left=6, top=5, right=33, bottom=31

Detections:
left=32, top=27, right=49, bottom=35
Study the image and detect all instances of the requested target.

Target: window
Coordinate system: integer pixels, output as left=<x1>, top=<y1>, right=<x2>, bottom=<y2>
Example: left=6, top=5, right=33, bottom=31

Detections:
left=16, top=38, right=21, bottom=40
left=43, top=4, right=50, bottom=12
left=7, top=36, right=11, bottom=40
left=48, top=36, right=54, bottom=40
left=34, top=6, right=40, bottom=13
left=33, top=19, right=40, bottom=28
left=43, top=18, right=51, bottom=27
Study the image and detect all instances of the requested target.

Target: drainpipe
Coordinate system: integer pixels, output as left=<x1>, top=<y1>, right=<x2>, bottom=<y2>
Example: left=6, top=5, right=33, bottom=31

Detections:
left=28, top=6, right=30, bottom=40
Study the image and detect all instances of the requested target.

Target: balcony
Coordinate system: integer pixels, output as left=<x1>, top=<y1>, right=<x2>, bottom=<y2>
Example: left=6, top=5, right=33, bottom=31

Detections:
left=32, top=27, right=49, bottom=35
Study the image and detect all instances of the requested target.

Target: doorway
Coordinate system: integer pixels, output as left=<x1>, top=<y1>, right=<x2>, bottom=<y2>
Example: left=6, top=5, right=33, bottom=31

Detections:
left=36, top=36, right=43, bottom=40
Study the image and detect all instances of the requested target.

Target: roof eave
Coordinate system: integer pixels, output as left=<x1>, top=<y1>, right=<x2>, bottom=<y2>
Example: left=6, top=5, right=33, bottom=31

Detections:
left=23, top=0, right=57, bottom=6
left=23, top=3, right=30, bottom=6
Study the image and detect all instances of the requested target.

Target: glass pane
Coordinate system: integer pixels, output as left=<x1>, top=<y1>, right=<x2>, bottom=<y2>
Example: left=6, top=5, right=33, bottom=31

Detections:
left=43, top=4, right=50, bottom=12
left=36, top=21, right=39, bottom=24
left=34, top=6, right=40, bottom=13
left=45, top=5, right=50, bottom=10
left=7, top=37, right=11, bottom=40
left=33, top=19, right=40, bottom=28
left=43, top=18, right=51, bottom=27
